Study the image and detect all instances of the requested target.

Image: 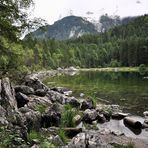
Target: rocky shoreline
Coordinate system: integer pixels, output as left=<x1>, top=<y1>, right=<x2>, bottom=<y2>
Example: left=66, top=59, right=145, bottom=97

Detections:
left=0, top=69, right=148, bottom=148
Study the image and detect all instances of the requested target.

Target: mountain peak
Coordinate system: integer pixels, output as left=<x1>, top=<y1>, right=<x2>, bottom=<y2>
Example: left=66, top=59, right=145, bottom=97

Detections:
left=26, top=15, right=136, bottom=40
left=26, top=15, right=98, bottom=40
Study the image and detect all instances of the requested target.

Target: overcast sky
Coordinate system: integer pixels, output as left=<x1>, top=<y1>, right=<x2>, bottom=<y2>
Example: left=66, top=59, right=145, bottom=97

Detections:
left=32, top=0, right=148, bottom=24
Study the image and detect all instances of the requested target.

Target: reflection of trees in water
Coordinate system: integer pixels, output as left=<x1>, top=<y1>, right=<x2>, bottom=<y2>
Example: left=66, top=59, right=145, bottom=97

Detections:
left=45, top=71, right=148, bottom=116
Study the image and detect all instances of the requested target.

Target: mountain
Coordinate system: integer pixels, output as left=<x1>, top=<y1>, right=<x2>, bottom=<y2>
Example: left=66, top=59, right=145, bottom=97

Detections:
left=27, top=16, right=98, bottom=40
left=26, top=15, right=136, bottom=40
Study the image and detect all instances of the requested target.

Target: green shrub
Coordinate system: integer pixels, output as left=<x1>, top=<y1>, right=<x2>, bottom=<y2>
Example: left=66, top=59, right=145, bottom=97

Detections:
left=58, top=129, right=68, bottom=144
left=0, top=127, right=27, bottom=148
left=40, top=139, right=55, bottom=148
left=61, top=104, right=77, bottom=127
left=91, top=96, right=97, bottom=108
left=35, top=104, right=47, bottom=113
left=28, top=130, right=55, bottom=147
left=109, top=59, right=121, bottom=67
left=114, top=142, right=134, bottom=148
left=139, top=64, right=146, bottom=73
left=28, top=130, right=42, bottom=142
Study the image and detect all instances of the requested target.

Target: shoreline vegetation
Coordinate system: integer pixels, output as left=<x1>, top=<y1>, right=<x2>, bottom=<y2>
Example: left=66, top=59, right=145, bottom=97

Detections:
left=80, top=67, right=148, bottom=72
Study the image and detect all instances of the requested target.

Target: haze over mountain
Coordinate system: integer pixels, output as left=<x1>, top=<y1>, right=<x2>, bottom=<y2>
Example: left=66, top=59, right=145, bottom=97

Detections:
left=26, top=15, right=136, bottom=40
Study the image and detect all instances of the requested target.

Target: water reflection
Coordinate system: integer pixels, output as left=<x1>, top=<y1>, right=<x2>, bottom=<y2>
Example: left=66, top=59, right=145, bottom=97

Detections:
left=44, top=71, right=148, bottom=115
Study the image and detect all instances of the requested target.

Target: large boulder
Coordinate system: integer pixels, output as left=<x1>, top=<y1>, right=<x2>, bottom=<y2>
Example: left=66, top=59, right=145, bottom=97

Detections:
left=15, top=85, right=34, bottom=95
left=24, top=110, right=41, bottom=130
left=35, top=89, right=47, bottom=97
left=80, top=99, right=94, bottom=110
left=27, top=95, right=52, bottom=111
left=15, top=92, right=29, bottom=108
left=83, top=109, right=98, bottom=123
left=67, top=132, right=112, bottom=148
left=0, top=105, right=8, bottom=126
left=1, top=77, right=17, bottom=110
left=65, top=97, right=80, bottom=108
left=41, top=110, right=61, bottom=128
left=51, top=87, right=72, bottom=96
left=25, top=76, right=49, bottom=91
left=143, top=111, right=148, bottom=119
left=47, top=90, right=66, bottom=104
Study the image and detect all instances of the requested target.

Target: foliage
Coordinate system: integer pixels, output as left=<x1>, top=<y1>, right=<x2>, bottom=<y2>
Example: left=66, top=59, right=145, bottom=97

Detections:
left=90, top=96, right=97, bottom=108
left=0, top=127, right=27, bottom=148
left=0, top=0, right=44, bottom=77
left=40, top=139, right=55, bottom=148
left=1, top=13, right=148, bottom=76
left=114, top=142, right=134, bottom=148
left=35, top=104, right=47, bottom=113
left=28, top=130, right=43, bottom=142
left=58, top=129, right=68, bottom=144
left=60, top=104, right=77, bottom=127
left=139, top=64, right=146, bottom=73
left=20, top=15, right=148, bottom=71
left=109, top=59, right=121, bottom=67
left=28, top=130, right=55, bottom=147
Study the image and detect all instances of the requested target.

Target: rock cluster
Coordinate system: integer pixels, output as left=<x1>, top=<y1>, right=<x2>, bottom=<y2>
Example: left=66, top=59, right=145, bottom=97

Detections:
left=0, top=76, right=148, bottom=147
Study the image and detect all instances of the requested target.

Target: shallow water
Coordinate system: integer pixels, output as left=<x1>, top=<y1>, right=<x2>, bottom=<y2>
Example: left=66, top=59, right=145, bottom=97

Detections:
left=98, top=116, right=148, bottom=140
left=44, top=71, right=148, bottom=115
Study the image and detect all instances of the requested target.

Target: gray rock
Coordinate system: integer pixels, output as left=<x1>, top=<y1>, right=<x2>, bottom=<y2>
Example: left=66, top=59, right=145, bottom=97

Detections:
left=47, top=90, right=66, bottom=104
left=41, top=108, right=61, bottom=128
left=31, top=144, right=40, bottom=148
left=112, top=113, right=129, bottom=120
left=65, top=97, right=80, bottom=108
left=0, top=79, right=2, bottom=101
left=83, top=109, right=98, bottom=123
left=18, top=107, right=31, bottom=113
left=24, top=110, right=41, bottom=130
left=35, top=89, right=47, bottom=97
left=25, top=76, right=49, bottom=91
left=27, top=95, right=52, bottom=110
left=80, top=99, right=94, bottom=110
left=97, top=114, right=106, bottom=123
left=15, top=85, right=34, bottom=95
left=52, top=135, right=64, bottom=146
left=15, top=92, right=29, bottom=108
left=0, top=105, right=8, bottom=126
left=73, top=115, right=82, bottom=125
left=110, top=105, right=121, bottom=113
left=143, top=111, right=148, bottom=118
left=1, top=77, right=17, bottom=110
left=67, top=132, right=112, bottom=148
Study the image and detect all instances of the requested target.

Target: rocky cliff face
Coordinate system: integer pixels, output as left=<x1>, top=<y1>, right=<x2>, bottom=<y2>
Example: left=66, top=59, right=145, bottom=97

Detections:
left=26, top=15, right=136, bottom=40
left=27, top=16, right=98, bottom=40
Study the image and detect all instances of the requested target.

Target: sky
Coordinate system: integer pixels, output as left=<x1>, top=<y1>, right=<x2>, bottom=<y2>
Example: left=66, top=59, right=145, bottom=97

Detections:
left=32, top=0, right=148, bottom=24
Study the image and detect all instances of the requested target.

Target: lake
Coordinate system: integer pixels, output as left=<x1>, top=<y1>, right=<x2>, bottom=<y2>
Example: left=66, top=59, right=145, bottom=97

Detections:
left=44, top=71, right=148, bottom=115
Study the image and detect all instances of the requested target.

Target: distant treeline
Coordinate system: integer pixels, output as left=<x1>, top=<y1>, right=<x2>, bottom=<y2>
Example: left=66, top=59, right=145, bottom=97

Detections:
left=1, top=15, right=148, bottom=74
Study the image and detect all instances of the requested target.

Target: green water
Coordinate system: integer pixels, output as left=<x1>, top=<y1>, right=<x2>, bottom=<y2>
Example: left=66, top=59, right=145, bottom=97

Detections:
left=44, top=71, right=148, bottom=115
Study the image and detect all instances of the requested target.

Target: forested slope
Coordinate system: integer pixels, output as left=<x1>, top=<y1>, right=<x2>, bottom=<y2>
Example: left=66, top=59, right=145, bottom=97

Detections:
left=1, top=15, right=148, bottom=75
left=23, top=15, right=148, bottom=69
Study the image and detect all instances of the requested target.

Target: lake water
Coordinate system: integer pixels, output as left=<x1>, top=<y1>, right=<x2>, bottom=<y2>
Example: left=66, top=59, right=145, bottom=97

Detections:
left=44, top=71, right=148, bottom=115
